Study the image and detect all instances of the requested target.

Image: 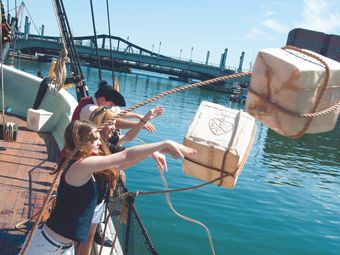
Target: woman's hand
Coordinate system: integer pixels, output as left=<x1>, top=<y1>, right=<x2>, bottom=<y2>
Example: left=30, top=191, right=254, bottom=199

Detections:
left=142, top=122, right=156, bottom=133
left=159, top=140, right=196, bottom=159
left=145, top=106, right=165, bottom=121
left=141, top=106, right=165, bottom=133
left=151, top=151, right=168, bottom=172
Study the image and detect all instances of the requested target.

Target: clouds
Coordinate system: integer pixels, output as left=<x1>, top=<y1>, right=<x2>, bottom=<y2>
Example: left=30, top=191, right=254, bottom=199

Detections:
left=297, top=0, right=340, bottom=33
left=262, top=19, right=289, bottom=33
left=246, top=0, right=340, bottom=41
left=246, top=28, right=275, bottom=40
left=264, top=11, right=276, bottom=17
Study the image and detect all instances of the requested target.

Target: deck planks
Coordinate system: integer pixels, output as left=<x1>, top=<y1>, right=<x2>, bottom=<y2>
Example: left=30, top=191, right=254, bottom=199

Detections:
left=0, top=114, right=60, bottom=255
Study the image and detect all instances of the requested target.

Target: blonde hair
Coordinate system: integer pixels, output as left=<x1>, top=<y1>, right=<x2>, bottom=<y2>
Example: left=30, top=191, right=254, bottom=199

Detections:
left=58, top=120, right=119, bottom=190
left=89, top=106, right=117, bottom=126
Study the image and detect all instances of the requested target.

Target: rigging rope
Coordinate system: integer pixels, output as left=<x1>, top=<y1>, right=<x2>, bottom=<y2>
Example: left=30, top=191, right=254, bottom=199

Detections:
left=89, top=0, right=102, bottom=81
left=1, top=14, right=5, bottom=138
left=105, top=0, right=115, bottom=85
left=22, top=3, right=40, bottom=35
left=52, top=0, right=89, bottom=101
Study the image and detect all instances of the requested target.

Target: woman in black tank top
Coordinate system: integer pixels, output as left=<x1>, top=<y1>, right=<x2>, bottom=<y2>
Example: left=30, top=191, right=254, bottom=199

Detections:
left=21, top=120, right=196, bottom=255
left=75, top=106, right=168, bottom=254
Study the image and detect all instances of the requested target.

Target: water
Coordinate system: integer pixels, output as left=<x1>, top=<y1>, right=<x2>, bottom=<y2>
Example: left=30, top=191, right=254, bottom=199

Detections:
left=16, top=60, right=340, bottom=255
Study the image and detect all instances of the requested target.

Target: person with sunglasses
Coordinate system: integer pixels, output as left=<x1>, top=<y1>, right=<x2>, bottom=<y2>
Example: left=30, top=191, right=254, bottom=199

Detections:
left=77, top=106, right=166, bottom=254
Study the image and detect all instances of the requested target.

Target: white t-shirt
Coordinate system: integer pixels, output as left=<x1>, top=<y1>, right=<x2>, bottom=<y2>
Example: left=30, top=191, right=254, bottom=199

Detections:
left=79, top=97, right=98, bottom=121
left=79, top=97, right=121, bottom=121
left=110, top=106, right=121, bottom=114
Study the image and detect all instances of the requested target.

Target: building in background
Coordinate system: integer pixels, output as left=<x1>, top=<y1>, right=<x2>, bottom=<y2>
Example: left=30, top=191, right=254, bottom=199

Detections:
left=286, top=28, right=340, bottom=62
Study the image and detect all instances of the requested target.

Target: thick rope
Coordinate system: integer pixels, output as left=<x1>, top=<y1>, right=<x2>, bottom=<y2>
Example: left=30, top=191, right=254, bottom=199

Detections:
left=99, top=72, right=252, bottom=129
left=248, top=88, right=340, bottom=118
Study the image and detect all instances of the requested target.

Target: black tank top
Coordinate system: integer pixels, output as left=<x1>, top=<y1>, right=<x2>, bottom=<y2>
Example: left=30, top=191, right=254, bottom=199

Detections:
left=46, top=170, right=98, bottom=243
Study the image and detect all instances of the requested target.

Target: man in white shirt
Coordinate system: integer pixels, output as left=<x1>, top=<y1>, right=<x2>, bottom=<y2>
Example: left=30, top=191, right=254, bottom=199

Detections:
left=74, top=80, right=156, bottom=132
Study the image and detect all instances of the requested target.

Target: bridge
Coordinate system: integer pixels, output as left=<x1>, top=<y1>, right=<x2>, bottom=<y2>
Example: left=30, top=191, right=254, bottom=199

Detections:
left=12, top=33, right=246, bottom=82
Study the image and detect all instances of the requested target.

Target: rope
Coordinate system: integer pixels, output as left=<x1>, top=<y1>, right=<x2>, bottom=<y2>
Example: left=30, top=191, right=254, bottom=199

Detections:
left=15, top=195, right=56, bottom=233
left=113, top=172, right=232, bottom=203
left=1, top=21, right=5, bottom=138
left=99, top=169, right=225, bottom=255
left=52, top=0, right=89, bottom=101
left=89, top=0, right=102, bottom=81
left=99, top=72, right=252, bottom=129
left=51, top=0, right=67, bottom=47
left=19, top=170, right=61, bottom=255
left=22, top=3, right=40, bottom=35
left=160, top=172, right=216, bottom=255
left=218, top=109, right=242, bottom=186
left=49, top=48, right=69, bottom=93
left=97, top=177, right=131, bottom=255
left=105, top=0, right=116, bottom=85
left=248, top=88, right=340, bottom=118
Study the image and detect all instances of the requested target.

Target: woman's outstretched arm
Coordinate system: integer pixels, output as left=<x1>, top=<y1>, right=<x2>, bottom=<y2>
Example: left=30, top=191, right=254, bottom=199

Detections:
left=66, top=140, right=195, bottom=185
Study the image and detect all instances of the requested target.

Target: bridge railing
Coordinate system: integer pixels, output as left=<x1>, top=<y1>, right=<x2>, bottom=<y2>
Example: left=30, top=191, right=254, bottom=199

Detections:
left=17, top=33, right=251, bottom=73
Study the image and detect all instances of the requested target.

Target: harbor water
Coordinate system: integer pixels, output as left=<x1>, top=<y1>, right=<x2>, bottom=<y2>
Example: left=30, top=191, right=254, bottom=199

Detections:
left=17, top=61, right=340, bottom=255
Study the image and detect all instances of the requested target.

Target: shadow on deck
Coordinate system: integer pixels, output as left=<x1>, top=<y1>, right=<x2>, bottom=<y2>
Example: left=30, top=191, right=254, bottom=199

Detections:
left=0, top=114, right=60, bottom=254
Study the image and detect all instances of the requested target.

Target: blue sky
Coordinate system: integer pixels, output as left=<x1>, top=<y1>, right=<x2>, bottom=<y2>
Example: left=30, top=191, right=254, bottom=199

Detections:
left=9, top=0, right=340, bottom=69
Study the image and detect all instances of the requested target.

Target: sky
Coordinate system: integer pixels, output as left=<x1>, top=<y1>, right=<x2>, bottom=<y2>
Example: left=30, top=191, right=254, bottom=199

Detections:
left=7, top=0, right=340, bottom=70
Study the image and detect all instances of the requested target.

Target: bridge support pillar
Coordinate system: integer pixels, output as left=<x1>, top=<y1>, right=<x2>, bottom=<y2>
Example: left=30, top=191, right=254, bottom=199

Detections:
left=24, top=16, right=30, bottom=38
left=40, top=24, right=45, bottom=39
left=205, top=51, right=210, bottom=65
left=219, top=48, right=228, bottom=70
left=102, top=37, right=106, bottom=49
left=237, top=51, right=245, bottom=73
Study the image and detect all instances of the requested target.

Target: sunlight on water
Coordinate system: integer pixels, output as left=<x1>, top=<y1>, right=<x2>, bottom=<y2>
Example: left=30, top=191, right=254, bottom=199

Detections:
left=16, top=61, right=340, bottom=255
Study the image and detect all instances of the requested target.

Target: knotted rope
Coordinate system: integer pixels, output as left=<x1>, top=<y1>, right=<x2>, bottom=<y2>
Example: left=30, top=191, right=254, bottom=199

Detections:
left=49, top=48, right=69, bottom=93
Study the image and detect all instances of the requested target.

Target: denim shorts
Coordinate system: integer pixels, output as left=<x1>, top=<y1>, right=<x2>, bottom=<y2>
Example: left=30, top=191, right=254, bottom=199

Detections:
left=20, top=224, right=74, bottom=255
left=92, top=199, right=106, bottom=224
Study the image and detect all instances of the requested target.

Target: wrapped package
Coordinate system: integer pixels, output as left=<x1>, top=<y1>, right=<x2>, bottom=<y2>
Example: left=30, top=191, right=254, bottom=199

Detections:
left=246, top=47, right=340, bottom=138
left=183, top=101, right=256, bottom=189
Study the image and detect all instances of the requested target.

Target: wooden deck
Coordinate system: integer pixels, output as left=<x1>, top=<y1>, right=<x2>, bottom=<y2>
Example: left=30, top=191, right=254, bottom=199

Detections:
left=0, top=114, right=60, bottom=254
